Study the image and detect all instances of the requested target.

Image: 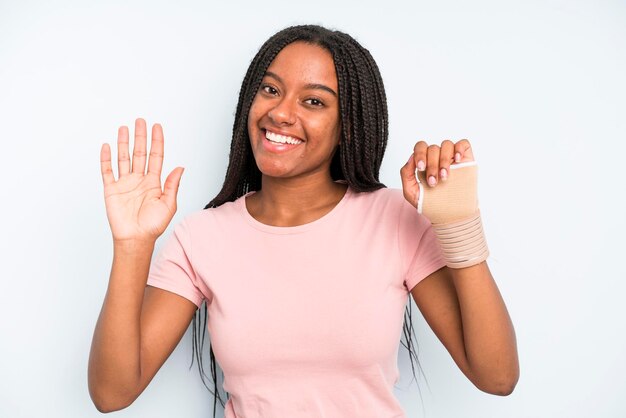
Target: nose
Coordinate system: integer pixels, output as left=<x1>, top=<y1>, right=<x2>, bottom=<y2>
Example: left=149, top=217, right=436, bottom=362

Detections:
left=268, top=97, right=296, bottom=126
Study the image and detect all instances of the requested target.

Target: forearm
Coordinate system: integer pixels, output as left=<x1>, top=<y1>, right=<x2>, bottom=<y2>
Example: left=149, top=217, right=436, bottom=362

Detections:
left=88, top=240, right=155, bottom=410
left=450, top=261, right=519, bottom=394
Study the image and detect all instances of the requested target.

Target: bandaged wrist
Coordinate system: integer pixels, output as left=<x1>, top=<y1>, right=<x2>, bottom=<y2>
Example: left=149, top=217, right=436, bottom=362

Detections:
left=416, top=161, right=489, bottom=269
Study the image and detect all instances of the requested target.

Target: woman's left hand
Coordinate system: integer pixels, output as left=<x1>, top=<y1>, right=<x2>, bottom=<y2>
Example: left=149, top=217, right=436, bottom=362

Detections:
left=400, top=139, right=475, bottom=209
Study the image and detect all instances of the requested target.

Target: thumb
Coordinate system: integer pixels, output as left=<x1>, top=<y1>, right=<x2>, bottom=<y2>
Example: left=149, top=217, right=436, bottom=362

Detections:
left=161, top=167, right=184, bottom=211
left=400, top=153, right=420, bottom=209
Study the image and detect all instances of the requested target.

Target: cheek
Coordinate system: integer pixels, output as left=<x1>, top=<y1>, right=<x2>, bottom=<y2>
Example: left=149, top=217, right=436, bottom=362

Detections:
left=311, top=114, right=339, bottom=138
left=247, top=95, right=264, bottom=130
left=324, top=117, right=341, bottom=146
left=324, top=109, right=341, bottom=140
left=247, top=105, right=257, bottom=132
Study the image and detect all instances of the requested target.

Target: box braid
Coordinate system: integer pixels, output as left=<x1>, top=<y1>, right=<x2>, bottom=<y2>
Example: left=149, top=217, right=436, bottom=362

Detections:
left=193, top=24, right=426, bottom=415
left=205, top=24, right=389, bottom=208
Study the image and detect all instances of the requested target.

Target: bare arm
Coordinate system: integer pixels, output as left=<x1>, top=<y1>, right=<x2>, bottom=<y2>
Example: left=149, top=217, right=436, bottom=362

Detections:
left=88, top=118, right=194, bottom=412
left=410, top=262, right=519, bottom=395
left=400, top=138, right=519, bottom=395
left=88, top=241, right=197, bottom=412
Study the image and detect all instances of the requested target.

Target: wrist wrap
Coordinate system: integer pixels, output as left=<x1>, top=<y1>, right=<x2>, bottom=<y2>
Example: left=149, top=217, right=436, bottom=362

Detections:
left=416, top=161, right=489, bottom=269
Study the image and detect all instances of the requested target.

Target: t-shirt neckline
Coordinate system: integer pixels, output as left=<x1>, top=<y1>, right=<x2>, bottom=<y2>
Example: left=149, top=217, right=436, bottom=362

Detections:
left=237, top=181, right=352, bottom=234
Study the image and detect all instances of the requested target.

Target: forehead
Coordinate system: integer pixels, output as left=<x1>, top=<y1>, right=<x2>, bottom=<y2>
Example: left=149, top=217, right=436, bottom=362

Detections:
left=265, top=41, right=338, bottom=90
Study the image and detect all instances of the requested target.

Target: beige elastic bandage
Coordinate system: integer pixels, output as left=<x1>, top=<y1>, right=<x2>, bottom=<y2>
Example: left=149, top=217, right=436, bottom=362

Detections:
left=416, top=161, right=489, bottom=269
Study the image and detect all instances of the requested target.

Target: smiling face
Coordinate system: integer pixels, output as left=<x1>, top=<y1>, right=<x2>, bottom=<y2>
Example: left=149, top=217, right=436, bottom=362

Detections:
left=247, top=41, right=341, bottom=181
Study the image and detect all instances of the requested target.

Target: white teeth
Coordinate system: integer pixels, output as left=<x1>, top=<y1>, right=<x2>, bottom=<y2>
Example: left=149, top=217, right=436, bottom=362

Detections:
left=265, top=130, right=303, bottom=145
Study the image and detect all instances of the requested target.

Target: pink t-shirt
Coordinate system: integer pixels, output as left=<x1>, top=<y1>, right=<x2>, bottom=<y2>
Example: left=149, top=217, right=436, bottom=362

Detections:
left=147, top=184, right=446, bottom=418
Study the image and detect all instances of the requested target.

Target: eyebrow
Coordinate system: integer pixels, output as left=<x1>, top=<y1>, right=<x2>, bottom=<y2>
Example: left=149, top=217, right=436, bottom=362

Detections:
left=264, top=71, right=338, bottom=97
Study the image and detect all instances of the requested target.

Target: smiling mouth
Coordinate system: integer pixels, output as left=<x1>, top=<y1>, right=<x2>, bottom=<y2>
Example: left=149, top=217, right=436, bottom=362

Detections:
left=264, top=129, right=303, bottom=145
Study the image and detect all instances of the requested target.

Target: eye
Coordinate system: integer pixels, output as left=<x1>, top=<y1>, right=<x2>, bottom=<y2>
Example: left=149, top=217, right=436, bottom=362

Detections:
left=304, top=98, right=324, bottom=107
left=260, top=84, right=278, bottom=95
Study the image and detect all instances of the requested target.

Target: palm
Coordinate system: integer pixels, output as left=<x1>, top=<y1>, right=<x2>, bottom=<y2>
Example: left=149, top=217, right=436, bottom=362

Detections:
left=100, top=119, right=184, bottom=243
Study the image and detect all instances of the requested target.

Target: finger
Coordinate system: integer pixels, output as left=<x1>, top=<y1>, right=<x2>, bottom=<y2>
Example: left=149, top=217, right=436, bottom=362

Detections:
left=400, top=152, right=420, bottom=208
left=439, top=140, right=455, bottom=182
left=426, top=144, right=440, bottom=187
left=147, top=123, right=164, bottom=177
left=454, top=138, right=475, bottom=163
left=161, top=167, right=184, bottom=212
left=117, top=126, right=130, bottom=177
left=132, top=118, right=148, bottom=174
left=100, top=143, right=115, bottom=186
left=413, top=141, right=428, bottom=172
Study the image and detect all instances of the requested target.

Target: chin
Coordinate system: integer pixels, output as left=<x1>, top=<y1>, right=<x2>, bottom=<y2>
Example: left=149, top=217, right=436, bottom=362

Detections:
left=255, top=159, right=296, bottom=179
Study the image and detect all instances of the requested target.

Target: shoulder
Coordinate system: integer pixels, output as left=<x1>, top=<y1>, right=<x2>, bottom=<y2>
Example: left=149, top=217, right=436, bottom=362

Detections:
left=351, top=185, right=402, bottom=202
left=346, top=186, right=426, bottom=232
left=350, top=186, right=410, bottom=213
left=354, top=186, right=432, bottom=230
left=176, top=197, right=244, bottom=233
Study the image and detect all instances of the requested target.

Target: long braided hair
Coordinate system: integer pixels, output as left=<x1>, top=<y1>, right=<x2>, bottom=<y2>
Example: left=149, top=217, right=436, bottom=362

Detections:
left=191, top=24, right=427, bottom=416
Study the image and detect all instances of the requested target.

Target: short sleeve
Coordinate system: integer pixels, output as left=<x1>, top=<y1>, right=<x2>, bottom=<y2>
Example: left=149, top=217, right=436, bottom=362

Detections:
left=398, top=200, right=447, bottom=292
left=147, top=218, right=205, bottom=308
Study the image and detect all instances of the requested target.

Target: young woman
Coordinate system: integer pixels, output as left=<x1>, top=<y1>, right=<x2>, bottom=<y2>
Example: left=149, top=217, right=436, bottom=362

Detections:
left=89, top=25, right=519, bottom=417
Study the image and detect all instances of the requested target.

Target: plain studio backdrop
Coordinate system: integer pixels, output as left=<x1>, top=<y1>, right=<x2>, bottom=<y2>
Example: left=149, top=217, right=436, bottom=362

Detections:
left=0, top=0, right=624, bottom=417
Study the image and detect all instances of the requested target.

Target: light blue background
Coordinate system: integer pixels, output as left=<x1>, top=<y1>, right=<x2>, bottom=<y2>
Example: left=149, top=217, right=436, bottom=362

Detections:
left=1, top=0, right=624, bottom=417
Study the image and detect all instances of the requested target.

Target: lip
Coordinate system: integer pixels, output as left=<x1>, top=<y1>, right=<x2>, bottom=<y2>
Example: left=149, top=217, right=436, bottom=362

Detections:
left=260, top=128, right=304, bottom=153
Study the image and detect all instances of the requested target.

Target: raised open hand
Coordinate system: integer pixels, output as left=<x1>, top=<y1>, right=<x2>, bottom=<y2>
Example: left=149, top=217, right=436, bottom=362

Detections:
left=100, top=118, right=184, bottom=243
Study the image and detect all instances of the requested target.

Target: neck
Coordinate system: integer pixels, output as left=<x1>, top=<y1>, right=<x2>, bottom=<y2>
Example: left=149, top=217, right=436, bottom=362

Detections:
left=246, top=172, right=348, bottom=227
left=260, top=173, right=345, bottom=211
